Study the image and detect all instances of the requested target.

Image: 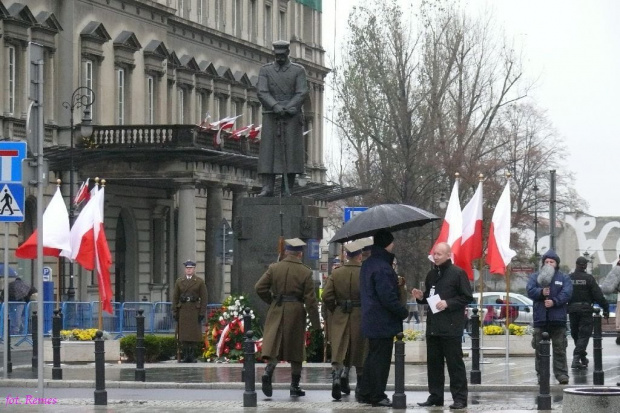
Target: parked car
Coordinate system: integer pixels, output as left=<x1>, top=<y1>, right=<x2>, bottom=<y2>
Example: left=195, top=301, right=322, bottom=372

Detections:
left=469, top=292, right=533, bottom=325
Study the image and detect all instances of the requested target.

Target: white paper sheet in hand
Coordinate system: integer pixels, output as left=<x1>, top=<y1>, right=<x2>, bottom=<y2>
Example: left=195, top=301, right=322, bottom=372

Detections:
left=427, top=294, right=443, bottom=314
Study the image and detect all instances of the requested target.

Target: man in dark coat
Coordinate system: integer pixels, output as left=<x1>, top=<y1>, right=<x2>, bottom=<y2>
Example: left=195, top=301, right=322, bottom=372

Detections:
left=172, top=260, right=208, bottom=363
left=357, top=230, right=408, bottom=408
left=322, top=239, right=367, bottom=401
left=412, top=242, right=473, bottom=410
left=568, top=256, right=608, bottom=369
left=526, top=249, right=573, bottom=384
left=255, top=238, right=320, bottom=398
left=256, top=40, right=309, bottom=197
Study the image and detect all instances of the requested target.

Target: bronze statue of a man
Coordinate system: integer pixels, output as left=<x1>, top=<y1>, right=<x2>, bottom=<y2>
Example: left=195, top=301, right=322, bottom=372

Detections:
left=256, top=40, right=309, bottom=197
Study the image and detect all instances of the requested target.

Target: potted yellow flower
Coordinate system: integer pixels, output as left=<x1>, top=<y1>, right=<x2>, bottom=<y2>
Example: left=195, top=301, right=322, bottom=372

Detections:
left=480, top=324, right=533, bottom=356
left=44, top=328, right=120, bottom=363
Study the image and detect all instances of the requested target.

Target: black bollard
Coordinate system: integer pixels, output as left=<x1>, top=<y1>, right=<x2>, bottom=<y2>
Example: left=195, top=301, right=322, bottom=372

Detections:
left=94, top=330, right=107, bottom=405
left=52, top=309, right=62, bottom=379
left=593, top=308, right=604, bottom=385
left=470, top=308, right=481, bottom=384
left=7, top=318, right=12, bottom=373
left=135, top=309, right=146, bottom=382
left=31, top=311, right=37, bottom=372
left=243, top=330, right=257, bottom=407
left=241, top=307, right=251, bottom=382
left=392, top=332, right=406, bottom=409
left=537, top=332, right=551, bottom=410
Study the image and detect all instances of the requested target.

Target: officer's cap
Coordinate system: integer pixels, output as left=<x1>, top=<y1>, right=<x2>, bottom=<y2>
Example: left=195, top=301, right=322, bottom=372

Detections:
left=357, top=237, right=373, bottom=251
left=344, top=240, right=364, bottom=257
left=285, top=238, right=305, bottom=251
left=272, top=40, right=290, bottom=54
left=183, top=259, right=196, bottom=268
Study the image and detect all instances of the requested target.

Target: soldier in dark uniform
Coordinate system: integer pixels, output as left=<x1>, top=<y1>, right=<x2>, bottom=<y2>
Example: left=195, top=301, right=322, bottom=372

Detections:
left=322, top=240, right=368, bottom=401
left=568, top=256, right=608, bottom=369
left=172, top=260, right=208, bottom=363
left=256, top=40, right=309, bottom=197
left=255, top=238, right=321, bottom=398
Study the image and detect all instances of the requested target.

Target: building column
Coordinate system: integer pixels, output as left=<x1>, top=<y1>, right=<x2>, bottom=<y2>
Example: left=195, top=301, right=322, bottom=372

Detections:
left=177, top=184, right=197, bottom=275
left=206, top=184, right=223, bottom=303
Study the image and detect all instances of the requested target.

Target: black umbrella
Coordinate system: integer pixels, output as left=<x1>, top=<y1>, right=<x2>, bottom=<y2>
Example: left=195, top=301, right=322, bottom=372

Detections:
left=330, top=204, right=440, bottom=243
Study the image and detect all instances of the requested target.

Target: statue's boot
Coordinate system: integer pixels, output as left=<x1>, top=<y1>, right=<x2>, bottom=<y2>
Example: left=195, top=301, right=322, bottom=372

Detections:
left=258, top=175, right=275, bottom=197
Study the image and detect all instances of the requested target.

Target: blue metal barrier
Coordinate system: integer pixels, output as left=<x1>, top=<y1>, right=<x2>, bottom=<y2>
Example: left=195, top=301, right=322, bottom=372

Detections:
left=0, top=301, right=223, bottom=342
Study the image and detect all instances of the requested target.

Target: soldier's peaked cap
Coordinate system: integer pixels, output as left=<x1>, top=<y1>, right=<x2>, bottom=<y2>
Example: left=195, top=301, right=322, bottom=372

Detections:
left=183, top=260, right=196, bottom=267
left=344, top=240, right=364, bottom=256
left=285, top=238, right=305, bottom=251
left=358, top=237, right=374, bottom=251
left=272, top=40, right=290, bottom=53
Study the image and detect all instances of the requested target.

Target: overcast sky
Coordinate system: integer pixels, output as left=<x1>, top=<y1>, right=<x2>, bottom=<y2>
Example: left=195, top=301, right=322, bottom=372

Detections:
left=322, top=0, right=620, bottom=217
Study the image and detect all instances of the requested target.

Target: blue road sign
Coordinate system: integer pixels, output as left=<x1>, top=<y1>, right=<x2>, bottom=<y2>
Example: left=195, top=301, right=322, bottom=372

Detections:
left=344, top=207, right=368, bottom=223
left=307, top=239, right=320, bottom=260
left=0, top=141, right=27, bottom=223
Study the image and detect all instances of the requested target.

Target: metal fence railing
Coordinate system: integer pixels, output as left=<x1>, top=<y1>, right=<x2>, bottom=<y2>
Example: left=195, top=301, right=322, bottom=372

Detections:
left=0, top=301, right=222, bottom=344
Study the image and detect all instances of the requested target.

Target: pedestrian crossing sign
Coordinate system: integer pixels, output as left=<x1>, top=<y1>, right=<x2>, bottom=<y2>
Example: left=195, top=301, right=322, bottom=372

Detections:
left=0, top=183, right=24, bottom=222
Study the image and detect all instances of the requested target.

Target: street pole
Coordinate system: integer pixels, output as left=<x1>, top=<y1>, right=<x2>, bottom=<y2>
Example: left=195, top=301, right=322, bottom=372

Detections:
left=533, top=181, right=539, bottom=259
left=549, top=170, right=556, bottom=251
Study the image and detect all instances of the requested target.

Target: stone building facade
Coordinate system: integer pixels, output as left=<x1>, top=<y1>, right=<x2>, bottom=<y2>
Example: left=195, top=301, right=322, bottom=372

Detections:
left=0, top=0, right=332, bottom=304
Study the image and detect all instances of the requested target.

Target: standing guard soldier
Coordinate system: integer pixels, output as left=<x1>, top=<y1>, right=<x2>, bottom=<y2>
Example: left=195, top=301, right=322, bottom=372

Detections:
left=172, top=260, right=208, bottom=363
left=256, top=40, right=309, bottom=197
left=255, top=238, right=321, bottom=398
left=322, top=240, right=368, bottom=401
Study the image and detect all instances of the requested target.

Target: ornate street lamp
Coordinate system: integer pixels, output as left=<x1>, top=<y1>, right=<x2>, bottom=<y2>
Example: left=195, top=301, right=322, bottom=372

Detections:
left=62, top=87, right=95, bottom=300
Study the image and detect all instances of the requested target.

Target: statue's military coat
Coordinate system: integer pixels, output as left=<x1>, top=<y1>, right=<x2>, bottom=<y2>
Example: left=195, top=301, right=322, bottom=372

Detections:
left=255, top=255, right=320, bottom=363
left=322, top=261, right=367, bottom=368
left=256, top=60, right=309, bottom=175
left=172, top=275, right=208, bottom=342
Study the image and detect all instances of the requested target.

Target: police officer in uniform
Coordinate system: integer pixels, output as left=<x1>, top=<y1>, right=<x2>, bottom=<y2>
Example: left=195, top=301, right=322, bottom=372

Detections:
left=255, top=238, right=321, bottom=397
left=256, top=40, right=309, bottom=197
left=322, top=240, right=368, bottom=401
left=172, top=260, right=208, bottom=363
left=568, top=256, right=608, bottom=369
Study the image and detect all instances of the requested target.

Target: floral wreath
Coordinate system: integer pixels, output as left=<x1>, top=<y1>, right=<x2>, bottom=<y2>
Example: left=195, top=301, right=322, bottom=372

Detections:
left=203, top=295, right=263, bottom=362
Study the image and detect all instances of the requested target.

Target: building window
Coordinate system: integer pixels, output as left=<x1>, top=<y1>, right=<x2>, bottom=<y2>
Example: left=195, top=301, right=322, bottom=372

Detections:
left=146, top=76, right=155, bottom=124
left=215, top=0, right=224, bottom=31
left=265, top=5, right=272, bottom=44
left=249, top=0, right=258, bottom=42
left=116, top=68, right=125, bottom=125
left=177, top=89, right=184, bottom=123
left=196, top=0, right=203, bottom=24
left=7, top=46, right=15, bottom=115
left=279, top=10, right=287, bottom=40
left=234, top=0, right=243, bottom=37
left=251, top=104, right=259, bottom=125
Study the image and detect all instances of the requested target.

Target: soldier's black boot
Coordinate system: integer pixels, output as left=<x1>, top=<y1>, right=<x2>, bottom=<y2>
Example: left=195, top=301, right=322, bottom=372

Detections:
left=571, top=357, right=584, bottom=369
left=331, top=369, right=342, bottom=400
left=182, top=343, right=191, bottom=363
left=261, top=364, right=275, bottom=397
left=341, top=367, right=351, bottom=395
left=616, top=331, right=620, bottom=345
left=355, top=375, right=365, bottom=403
left=290, top=374, right=306, bottom=397
left=258, top=175, right=275, bottom=197
left=187, top=344, right=197, bottom=363
left=580, top=354, right=589, bottom=367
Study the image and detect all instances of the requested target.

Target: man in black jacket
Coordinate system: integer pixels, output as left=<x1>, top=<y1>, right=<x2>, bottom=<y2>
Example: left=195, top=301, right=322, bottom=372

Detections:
left=412, top=242, right=473, bottom=410
left=568, top=256, right=608, bottom=369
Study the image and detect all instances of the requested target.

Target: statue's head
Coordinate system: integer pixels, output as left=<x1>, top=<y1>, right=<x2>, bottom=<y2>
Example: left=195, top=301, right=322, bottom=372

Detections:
left=272, top=40, right=290, bottom=66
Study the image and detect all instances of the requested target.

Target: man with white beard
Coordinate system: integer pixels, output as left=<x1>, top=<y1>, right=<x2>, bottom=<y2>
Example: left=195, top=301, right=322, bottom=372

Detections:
left=526, top=250, right=573, bottom=385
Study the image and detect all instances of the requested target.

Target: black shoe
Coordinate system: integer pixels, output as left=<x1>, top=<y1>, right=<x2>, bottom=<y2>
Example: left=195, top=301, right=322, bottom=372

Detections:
left=290, top=386, right=306, bottom=397
left=372, top=398, right=392, bottom=407
left=331, top=370, right=342, bottom=400
left=261, top=372, right=273, bottom=397
left=580, top=355, right=589, bottom=367
left=341, top=368, right=351, bottom=395
left=418, top=400, right=444, bottom=407
left=558, top=376, right=569, bottom=385
left=571, top=359, right=584, bottom=369
left=449, top=401, right=468, bottom=410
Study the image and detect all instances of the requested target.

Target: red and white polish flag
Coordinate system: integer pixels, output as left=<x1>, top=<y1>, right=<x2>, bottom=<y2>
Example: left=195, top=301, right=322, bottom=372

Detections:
left=486, top=181, right=516, bottom=275
left=429, top=180, right=462, bottom=262
left=454, top=182, right=483, bottom=280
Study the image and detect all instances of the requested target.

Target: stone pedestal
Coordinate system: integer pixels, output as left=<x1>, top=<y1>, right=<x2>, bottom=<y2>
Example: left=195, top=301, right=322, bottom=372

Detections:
left=231, top=196, right=323, bottom=323
left=43, top=340, right=120, bottom=362
left=563, top=388, right=620, bottom=413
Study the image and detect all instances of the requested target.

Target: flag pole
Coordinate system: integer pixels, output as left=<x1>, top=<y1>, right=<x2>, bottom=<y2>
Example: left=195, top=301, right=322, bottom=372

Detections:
left=477, top=174, right=485, bottom=315
left=504, top=172, right=513, bottom=370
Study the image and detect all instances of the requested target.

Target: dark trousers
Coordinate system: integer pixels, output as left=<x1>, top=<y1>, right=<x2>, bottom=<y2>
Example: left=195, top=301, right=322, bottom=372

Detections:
left=426, top=335, right=468, bottom=404
left=569, top=312, right=593, bottom=358
left=533, top=326, right=568, bottom=380
left=359, top=337, right=393, bottom=403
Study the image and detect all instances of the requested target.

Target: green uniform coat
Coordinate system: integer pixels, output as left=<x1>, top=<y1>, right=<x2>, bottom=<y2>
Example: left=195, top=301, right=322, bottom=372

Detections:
left=322, top=261, right=367, bottom=368
left=255, top=255, right=320, bottom=363
left=172, top=275, right=208, bottom=342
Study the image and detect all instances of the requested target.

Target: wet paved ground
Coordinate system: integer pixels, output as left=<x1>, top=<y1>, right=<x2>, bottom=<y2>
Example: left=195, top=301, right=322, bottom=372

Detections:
left=1, top=335, right=620, bottom=411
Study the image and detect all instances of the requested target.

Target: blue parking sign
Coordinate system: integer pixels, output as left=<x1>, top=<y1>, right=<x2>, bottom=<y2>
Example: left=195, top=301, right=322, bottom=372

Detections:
left=344, top=207, right=368, bottom=222
left=307, top=239, right=320, bottom=260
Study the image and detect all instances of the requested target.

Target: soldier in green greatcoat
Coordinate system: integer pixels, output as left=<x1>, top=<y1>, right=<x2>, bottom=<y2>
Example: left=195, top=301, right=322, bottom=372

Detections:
left=255, top=238, right=321, bottom=398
